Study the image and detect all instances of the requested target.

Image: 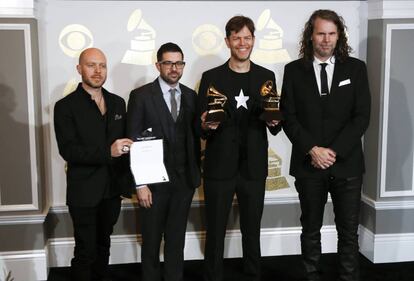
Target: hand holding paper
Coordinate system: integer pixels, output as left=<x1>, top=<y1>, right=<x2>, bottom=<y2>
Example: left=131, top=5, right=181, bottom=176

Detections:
left=130, top=139, right=169, bottom=185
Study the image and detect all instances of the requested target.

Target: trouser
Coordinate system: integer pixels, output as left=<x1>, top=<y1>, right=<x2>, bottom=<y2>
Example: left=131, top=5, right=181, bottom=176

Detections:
left=68, top=196, right=121, bottom=281
left=140, top=178, right=195, bottom=281
left=295, top=176, right=362, bottom=281
left=203, top=174, right=266, bottom=281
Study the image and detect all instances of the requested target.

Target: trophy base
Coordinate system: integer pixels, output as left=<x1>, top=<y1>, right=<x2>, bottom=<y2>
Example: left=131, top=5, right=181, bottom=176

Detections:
left=260, top=110, right=283, bottom=122
left=206, top=110, right=226, bottom=123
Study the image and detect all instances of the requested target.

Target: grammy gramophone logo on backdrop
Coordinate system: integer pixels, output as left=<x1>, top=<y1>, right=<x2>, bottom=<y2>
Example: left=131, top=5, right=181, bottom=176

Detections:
left=122, top=9, right=157, bottom=66
left=251, top=9, right=291, bottom=64
left=266, top=148, right=289, bottom=191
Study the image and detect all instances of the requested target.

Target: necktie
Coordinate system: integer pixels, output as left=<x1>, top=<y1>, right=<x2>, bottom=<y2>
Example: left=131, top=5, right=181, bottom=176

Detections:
left=320, top=63, right=329, bottom=96
left=169, top=88, right=178, bottom=121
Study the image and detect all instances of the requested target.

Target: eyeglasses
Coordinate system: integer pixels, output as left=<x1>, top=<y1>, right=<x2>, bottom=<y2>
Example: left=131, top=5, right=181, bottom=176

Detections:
left=158, top=60, right=186, bottom=69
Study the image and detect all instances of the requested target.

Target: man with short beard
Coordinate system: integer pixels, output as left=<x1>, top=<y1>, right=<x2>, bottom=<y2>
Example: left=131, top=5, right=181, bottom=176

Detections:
left=281, top=10, right=371, bottom=281
left=198, top=15, right=281, bottom=281
left=127, top=42, right=201, bottom=281
left=54, top=48, right=133, bottom=281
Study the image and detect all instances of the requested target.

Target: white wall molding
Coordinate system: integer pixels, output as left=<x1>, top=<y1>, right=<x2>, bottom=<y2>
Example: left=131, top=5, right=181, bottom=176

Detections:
left=359, top=225, right=414, bottom=263
left=48, top=226, right=338, bottom=267
left=0, top=23, right=39, bottom=212
left=368, top=0, right=414, bottom=19
left=362, top=194, right=414, bottom=210
left=0, top=213, right=46, bottom=225
left=380, top=23, right=414, bottom=198
left=0, top=0, right=34, bottom=17
left=49, top=193, right=326, bottom=215
left=0, top=249, right=48, bottom=281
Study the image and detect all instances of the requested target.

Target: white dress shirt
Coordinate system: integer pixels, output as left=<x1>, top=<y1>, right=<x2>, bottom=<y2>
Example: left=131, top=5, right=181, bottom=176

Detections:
left=312, top=56, right=335, bottom=96
left=158, top=76, right=181, bottom=116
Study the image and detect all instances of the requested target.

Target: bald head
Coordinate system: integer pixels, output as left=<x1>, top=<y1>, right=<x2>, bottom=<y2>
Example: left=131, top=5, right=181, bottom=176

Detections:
left=78, top=47, right=106, bottom=64
left=77, top=48, right=107, bottom=90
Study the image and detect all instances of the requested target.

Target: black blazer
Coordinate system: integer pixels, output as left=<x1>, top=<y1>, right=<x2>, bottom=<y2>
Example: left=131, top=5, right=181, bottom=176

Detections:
left=127, top=79, right=201, bottom=188
left=198, top=61, right=281, bottom=180
left=54, top=83, right=132, bottom=207
left=281, top=57, right=371, bottom=178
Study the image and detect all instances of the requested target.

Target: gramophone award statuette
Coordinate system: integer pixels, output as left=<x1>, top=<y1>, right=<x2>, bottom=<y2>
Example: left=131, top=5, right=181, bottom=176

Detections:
left=260, top=80, right=283, bottom=121
left=205, top=85, right=227, bottom=123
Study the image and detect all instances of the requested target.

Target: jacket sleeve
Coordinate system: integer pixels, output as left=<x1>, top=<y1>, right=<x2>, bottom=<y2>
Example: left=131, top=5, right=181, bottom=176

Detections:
left=191, top=92, right=202, bottom=170
left=280, top=64, right=317, bottom=155
left=126, top=90, right=145, bottom=141
left=197, top=71, right=214, bottom=140
left=329, top=62, right=371, bottom=158
left=54, top=100, right=112, bottom=165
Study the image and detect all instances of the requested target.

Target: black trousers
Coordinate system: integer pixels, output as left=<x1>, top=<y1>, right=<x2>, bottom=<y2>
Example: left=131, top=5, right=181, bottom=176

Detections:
left=140, top=177, right=195, bottom=281
left=68, top=196, right=121, bottom=281
left=295, top=176, right=362, bottom=281
left=203, top=174, right=266, bottom=281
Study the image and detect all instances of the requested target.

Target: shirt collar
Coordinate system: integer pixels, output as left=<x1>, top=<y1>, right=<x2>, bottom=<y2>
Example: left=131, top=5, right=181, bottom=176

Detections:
left=158, top=76, right=181, bottom=95
left=313, top=56, right=335, bottom=67
left=77, top=82, right=107, bottom=103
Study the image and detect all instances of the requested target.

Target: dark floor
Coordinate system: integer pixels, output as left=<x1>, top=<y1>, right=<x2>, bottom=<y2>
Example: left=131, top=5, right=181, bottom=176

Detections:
left=48, top=253, right=414, bottom=281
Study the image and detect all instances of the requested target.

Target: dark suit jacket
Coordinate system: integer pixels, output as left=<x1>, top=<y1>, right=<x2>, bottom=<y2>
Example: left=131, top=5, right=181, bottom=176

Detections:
left=198, top=61, right=281, bottom=180
left=54, top=83, right=132, bottom=207
left=281, top=57, right=371, bottom=179
left=127, top=79, right=201, bottom=188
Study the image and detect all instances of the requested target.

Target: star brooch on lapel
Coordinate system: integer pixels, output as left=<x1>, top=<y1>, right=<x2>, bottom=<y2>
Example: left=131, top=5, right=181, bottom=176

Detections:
left=235, top=89, right=249, bottom=109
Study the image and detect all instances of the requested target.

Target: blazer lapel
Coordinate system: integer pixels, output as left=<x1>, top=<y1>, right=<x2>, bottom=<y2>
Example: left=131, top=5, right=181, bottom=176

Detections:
left=102, top=89, right=115, bottom=133
left=247, top=62, right=260, bottom=113
left=330, top=60, right=345, bottom=96
left=301, top=59, right=321, bottom=100
left=176, top=87, right=187, bottom=123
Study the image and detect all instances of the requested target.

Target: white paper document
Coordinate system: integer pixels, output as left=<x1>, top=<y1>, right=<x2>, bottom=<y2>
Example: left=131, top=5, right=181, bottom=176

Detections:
left=130, top=139, right=169, bottom=185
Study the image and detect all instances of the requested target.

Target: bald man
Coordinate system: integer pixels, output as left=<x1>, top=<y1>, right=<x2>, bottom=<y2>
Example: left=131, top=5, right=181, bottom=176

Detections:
left=54, top=48, right=133, bottom=281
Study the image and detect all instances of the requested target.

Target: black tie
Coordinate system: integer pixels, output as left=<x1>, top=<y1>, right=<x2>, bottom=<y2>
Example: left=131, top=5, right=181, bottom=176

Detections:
left=320, top=63, right=329, bottom=96
left=169, top=88, right=178, bottom=121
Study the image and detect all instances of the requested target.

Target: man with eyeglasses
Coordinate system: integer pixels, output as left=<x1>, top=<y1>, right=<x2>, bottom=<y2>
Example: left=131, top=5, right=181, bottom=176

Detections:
left=198, top=16, right=281, bottom=281
left=127, top=42, right=201, bottom=281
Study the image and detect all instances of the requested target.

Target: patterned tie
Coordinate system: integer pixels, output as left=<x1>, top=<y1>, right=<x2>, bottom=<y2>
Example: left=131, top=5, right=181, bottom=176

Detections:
left=320, top=63, right=329, bottom=96
left=169, top=88, right=178, bottom=121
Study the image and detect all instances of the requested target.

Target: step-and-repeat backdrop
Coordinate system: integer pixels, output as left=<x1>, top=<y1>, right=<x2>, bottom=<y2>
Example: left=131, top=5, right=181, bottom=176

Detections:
left=40, top=0, right=367, bottom=204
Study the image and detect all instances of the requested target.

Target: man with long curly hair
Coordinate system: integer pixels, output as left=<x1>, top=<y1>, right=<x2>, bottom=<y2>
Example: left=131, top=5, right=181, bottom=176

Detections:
left=281, top=10, right=371, bottom=281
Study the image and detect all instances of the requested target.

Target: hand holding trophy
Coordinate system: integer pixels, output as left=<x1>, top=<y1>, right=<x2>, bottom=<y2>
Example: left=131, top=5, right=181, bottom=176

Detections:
left=260, top=80, right=283, bottom=122
left=205, top=85, right=227, bottom=123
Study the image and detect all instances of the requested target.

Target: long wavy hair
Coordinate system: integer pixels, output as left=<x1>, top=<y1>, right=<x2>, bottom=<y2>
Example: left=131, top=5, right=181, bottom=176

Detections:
left=299, top=9, right=352, bottom=62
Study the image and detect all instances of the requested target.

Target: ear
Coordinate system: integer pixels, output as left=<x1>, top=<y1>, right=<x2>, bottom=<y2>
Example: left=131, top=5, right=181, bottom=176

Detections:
left=76, top=64, right=82, bottom=75
left=225, top=37, right=230, bottom=48
left=155, top=62, right=161, bottom=73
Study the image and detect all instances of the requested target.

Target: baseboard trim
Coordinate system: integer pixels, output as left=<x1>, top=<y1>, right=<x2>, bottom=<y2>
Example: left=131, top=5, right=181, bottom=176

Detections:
left=359, top=225, right=414, bottom=263
left=48, top=225, right=338, bottom=267
left=361, top=194, right=414, bottom=210
left=0, top=249, right=48, bottom=281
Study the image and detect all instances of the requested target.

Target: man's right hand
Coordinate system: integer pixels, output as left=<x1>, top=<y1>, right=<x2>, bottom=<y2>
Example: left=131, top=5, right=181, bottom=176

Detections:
left=136, top=185, right=152, bottom=208
left=201, top=111, right=220, bottom=130
left=111, top=138, right=133, bottom=157
left=309, top=146, right=336, bottom=169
